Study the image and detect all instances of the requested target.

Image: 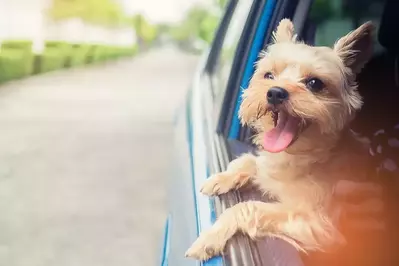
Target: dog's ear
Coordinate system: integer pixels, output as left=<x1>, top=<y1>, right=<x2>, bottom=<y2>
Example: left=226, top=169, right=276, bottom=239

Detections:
left=333, top=22, right=374, bottom=74
left=272, top=19, right=296, bottom=43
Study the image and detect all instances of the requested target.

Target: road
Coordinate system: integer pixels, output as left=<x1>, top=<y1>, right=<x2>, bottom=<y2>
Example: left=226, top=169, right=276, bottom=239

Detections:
left=0, top=48, right=199, bottom=266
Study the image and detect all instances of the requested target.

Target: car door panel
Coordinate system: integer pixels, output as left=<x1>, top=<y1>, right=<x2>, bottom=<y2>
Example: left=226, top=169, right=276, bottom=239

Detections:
left=165, top=87, right=200, bottom=266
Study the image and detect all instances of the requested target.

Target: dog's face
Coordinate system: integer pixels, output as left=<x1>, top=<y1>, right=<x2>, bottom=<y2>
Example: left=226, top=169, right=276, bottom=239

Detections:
left=239, top=19, right=374, bottom=153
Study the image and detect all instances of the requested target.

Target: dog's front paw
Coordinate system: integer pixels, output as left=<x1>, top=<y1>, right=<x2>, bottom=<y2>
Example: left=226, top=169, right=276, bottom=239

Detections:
left=185, top=230, right=226, bottom=261
left=200, top=173, right=236, bottom=196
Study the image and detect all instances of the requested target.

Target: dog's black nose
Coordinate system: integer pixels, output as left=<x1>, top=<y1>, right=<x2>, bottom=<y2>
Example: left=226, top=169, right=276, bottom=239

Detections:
left=267, top=87, right=289, bottom=105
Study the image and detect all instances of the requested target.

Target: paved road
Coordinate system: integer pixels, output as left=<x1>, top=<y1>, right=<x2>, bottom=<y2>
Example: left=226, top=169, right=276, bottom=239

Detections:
left=0, top=48, right=199, bottom=266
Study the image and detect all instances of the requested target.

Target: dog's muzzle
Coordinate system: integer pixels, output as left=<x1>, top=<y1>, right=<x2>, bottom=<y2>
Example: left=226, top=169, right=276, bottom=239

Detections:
left=267, top=87, right=289, bottom=105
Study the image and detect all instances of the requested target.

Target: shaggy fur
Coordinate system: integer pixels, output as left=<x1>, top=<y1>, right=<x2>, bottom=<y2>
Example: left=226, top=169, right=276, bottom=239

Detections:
left=185, top=19, right=377, bottom=261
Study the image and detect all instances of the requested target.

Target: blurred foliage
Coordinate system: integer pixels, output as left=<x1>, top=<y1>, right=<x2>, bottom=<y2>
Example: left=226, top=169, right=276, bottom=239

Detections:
left=199, top=14, right=220, bottom=43
left=49, top=0, right=162, bottom=50
left=215, top=0, right=228, bottom=8
left=0, top=39, right=138, bottom=83
left=131, top=14, right=159, bottom=47
left=309, top=0, right=335, bottom=24
left=162, top=0, right=231, bottom=52
left=48, top=0, right=227, bottom=53
left=309, top=0, right=381, bottom=25
left=167, top=5, right=221, bottom=52
left=49, top=0, right=127, bottom=26
left=0, top=41, right=34, bottom=82
left=39, top=41, right=72, bottom=73
left=49, top=0, right=161, bottom=49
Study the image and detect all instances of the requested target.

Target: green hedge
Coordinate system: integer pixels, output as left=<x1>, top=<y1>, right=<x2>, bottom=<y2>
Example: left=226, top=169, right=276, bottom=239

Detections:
left=2, top=40, right=33, bottom=50
left=38, top=41, right=72, bottom=73
left=0, top=40, right=137, bottom=83
left=69, top=44, right=92, bottom=67
left=85, top=46, right=97, bottom=64
left=0, top=40, right=34, bottom=82
left=90, top=45, right=110, bottom=63
left=90, top=45, right=102, bottom=63
left=95, top=45, right=109, bottom=62
left=90, top=45, right=138, bottom=62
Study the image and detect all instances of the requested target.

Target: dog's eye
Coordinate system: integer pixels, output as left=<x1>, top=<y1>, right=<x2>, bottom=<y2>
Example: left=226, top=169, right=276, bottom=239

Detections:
left=264, top=72, right=274, bottom=79
left=305, top=78, right=324, bottom=92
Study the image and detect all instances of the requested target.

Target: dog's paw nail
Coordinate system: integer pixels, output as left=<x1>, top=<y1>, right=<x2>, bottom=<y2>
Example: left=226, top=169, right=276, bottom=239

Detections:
left=205, top=247, right=216, bottom=256
left=185, top=249, right=192, bottom=258
left=200, top=184, right=215, bottom=196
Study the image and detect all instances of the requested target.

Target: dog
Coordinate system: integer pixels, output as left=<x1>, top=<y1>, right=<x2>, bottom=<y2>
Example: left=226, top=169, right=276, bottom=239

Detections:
left=185, top=19, right=378, bottom=261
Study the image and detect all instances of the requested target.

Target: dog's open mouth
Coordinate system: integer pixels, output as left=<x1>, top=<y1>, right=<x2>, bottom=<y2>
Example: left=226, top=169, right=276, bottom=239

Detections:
left=263, top=110, right=301, bottom=153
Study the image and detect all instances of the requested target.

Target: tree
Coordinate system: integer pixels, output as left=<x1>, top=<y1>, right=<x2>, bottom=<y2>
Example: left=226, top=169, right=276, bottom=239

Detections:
left=131, top=14, right=158, bottom=48
left=215, top=0, right=228, bottom=8
left=49, top=0, right=127, bottom=27
left=199, top=14, right=219, bottom=44
left=168, top=5, right=220, bottom=48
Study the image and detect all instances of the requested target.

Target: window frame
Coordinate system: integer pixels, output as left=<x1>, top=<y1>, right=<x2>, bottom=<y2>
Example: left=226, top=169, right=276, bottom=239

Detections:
left=215, top=0, right=266, bottom=136
left=205, top=0, right=238, bottom=76
left=203, top=0, right=261, bottom=134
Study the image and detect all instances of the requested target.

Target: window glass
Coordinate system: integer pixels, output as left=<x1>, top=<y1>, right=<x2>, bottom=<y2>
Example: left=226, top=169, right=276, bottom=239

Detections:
left=307, top=0, right=385, bottom=53
left=213, top=0, right=253, bottom=100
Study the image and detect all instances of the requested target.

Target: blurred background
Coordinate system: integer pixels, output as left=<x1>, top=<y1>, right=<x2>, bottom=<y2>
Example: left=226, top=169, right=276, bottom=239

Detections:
left=0, top=0, right=226, bottom=77
left=0, top=0, right=362, bottom=265
left=0, top=0, right=227, bottom=266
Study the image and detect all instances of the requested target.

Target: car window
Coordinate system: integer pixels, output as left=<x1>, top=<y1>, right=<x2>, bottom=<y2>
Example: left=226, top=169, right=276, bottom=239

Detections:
left=212, top=0, right=253, bottom=100
left=307, top=0, right=385, bottom=53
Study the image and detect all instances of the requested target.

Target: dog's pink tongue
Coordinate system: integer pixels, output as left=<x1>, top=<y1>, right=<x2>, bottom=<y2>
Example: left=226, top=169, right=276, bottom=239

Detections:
left=263, top=115, right=300, bottom=153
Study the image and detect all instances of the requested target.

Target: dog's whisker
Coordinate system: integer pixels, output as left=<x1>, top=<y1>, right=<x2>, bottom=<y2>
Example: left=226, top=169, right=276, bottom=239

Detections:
left=245, top=101, right=253, bottom=111
left=263, top=106, right=268, bottom=117
left=256, top=103, right=262, bottom=120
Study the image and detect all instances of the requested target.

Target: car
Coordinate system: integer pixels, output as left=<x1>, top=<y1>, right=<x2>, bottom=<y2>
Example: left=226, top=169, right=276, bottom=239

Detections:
left=160, top=0, right=397, bottom=265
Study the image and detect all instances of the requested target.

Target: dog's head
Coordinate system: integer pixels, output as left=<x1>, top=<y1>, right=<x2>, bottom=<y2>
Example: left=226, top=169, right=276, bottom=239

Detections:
left=239, top=19, right=374, bottom=153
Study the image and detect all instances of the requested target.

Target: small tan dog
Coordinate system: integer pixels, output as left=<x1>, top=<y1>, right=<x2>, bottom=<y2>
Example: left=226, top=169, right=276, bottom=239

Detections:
left=185, top=19, right=377, bottom=261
